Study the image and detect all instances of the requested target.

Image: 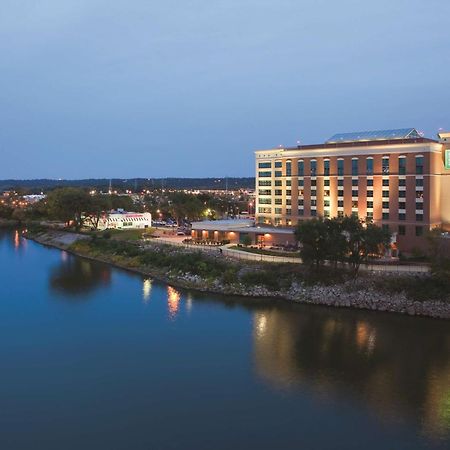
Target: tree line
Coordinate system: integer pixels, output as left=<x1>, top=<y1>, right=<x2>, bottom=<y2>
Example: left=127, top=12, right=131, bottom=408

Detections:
left=294, top=216, right=392, bottom=274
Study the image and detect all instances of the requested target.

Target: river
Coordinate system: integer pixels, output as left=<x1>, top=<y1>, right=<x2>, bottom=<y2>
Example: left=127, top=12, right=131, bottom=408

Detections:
left=1, top=229, right=449, bottom=449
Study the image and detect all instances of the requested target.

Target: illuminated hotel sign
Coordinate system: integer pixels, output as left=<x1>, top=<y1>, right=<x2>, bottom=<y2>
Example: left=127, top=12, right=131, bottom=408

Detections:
left=446, top=150, right=450, bottom=170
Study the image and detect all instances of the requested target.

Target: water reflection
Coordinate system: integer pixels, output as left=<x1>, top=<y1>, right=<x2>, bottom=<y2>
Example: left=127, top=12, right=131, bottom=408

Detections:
left=167, top=286, right=181, bottom=320
left=13, top=229, right=27, bottom=251
left=49, top=256, right=111, bottom=297
left=142, top=279, right=152, bottom=303
left=252, top=307, right=450, bottom=439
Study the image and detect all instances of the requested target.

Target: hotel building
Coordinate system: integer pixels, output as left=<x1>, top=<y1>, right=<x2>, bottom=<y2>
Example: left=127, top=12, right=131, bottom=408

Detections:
left=255, top=128, right=450, bottom=254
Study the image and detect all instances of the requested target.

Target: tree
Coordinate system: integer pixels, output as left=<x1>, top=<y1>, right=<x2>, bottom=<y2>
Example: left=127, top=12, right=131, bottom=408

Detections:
left=294, top=217, right=330, bottom=268
left=241, top=234, right=252, bottom=247
left=341, top=216, right=391, bottom=275
left=45, top=188, right=92, bottom=229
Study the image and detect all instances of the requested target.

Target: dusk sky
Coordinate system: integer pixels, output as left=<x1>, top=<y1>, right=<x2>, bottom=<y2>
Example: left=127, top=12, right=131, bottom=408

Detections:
left=1, top=0, right=449, bottom=179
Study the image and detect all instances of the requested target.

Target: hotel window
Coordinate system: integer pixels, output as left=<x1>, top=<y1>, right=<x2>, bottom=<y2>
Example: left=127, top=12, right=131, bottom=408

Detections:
left=352, top=200, right=358, bottom=208
left=416, top=202, right=423, bottom=210
left=337, top=159, right=344, bottom=176
left=275, top=161, right=282, bottom=168
left=324, top=210, right=330, bottom=218
left=275, top=180, right=282, bottom=186
left=382, top=212, right=389, bottom=220
left=259, top=198, right=271, bottom=204
left=311, top=190, right=317, bottom=197
left=416, top=178, right=423, bottom=187
left=399, top=213, right=406, bottom=221
left=382, top=179, right=389, bottom=187
left=311, top=160, right=317, bottom=176
left=399, top=191, right=406, bottom=198
left=286, top=179, right=291, bottom=186
left=416, top=226, right=423, bottom=236
left=275, top=170, right=282, bottom=177
left=258, top=207, right=271, bottom=213
left=298, top=189, right=304, bottom=197
left=352, top=158, right=358, bottom=176
left=311, top=179, right=317, bottom=187
left=352, top=179, right=358, bottom=186
left=286, top=160, right=292, bottom=176
left=324, top=179, right=330, bottom=187
left=338, top=190, right=344, bottom=197
left=338, top=211, right=344, bottom=218
left=399, top=179, right=406, bottom=187
left=258, top=189, right=271, bottom=195
left=399, top=202, right=405, bottom=210
left=286, top=209, right=292, bottom=216
left=338, top=179, right=344, bottom=187
left=275, top=189, right=282, bottom=196
left=275, top=208, right=282, bottom=214
left=352, top=190, right=358, bottom=197
left=366, top=158, right=373, bottom=175
left=258, top=171, right=271, bottom=177
left=259, top=180, right=271, bottom=186
left=416, top=214, right=423, bottom=221
left=367, top=190, right=373, bottom=197
left=324, top=200, right=330, bottom=207
left=398, top=225, right=406, bottom=236
left=324, top=160, right=330, bottom=176
left=367, top=179, right=373, bottom=187
left=298, top=199, right=304, bottom=206
left=274, top=198, right=282, bottom=205
left=298, top=179, right=304, bottom=186
left=366, top=212, right=373, bottom=220
left=416, top=191, right=424, bottom=199
left=367, top=201, right=373, bottom=208
left=286, top=190, right=292, bottom=196
left=382, top=191, right=389, bottom=198
left=382, top=157, right=389, bottom=174
left=311, top=199, right=317, bottom=206
left=352, top=211, right=358, bottom=218
left=298, top=160, right=304, bottom=176
left=258, top=162, right=271, bottom=168
left=416, top=156, right=424, bottom=175
left=382, top=201, right=389, bottom=209
left=338, top=200, right=344, bottom=207
left=324, top=190, right=330, bottom=197
left=399, top=157, right=406, bottom=175
left=298, top=208, right=304, bottom=216
left=311, top=210, right=317, bottom=217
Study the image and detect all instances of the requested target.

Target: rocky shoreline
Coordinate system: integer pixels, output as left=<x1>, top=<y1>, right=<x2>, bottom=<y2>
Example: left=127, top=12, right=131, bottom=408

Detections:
left=27, top=230, right=450, bottom=320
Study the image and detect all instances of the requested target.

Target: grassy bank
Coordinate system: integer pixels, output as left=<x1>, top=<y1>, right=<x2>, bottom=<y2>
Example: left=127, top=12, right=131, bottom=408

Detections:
left=67, top=235, right=450, bottom=303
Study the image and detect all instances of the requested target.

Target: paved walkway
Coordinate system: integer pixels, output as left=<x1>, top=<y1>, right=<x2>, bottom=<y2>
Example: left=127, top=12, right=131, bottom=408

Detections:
left=146, top=237, right=430, bottom=273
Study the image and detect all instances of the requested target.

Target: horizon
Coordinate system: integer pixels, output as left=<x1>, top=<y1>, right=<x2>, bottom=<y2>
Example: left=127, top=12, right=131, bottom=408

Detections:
left=1, top=0, right=449, bottom=179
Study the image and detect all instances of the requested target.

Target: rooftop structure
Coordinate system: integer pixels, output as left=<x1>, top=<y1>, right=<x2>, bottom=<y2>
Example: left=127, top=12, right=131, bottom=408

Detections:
left=326, top=128, right=422, bottom=144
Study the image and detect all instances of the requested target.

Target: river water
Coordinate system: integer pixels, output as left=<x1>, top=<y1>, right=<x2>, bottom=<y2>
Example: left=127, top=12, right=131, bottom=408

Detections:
left=1, top=229, right=449, bottom=450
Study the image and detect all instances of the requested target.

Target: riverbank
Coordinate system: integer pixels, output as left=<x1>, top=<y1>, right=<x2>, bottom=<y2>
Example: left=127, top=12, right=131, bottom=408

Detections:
left=26, top=229, right=450, bottom=319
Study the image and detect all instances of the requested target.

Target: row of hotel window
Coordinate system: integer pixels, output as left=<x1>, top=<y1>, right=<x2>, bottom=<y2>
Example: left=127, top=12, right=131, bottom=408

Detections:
left=257, top=207, right=425, bottom=222
left=258, top=156, right=424, bottom=177
left=259, top=215, right=426, bottom=237
left=259, top=178, right=424, bottom=190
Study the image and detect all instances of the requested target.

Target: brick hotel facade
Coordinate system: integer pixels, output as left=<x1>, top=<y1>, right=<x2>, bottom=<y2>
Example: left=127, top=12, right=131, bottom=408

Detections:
left=255, top=129, right=450, bottom=254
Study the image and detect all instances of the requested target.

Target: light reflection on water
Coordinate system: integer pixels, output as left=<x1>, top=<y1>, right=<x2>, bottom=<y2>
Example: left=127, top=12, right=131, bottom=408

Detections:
left=167, top=285, right=181, bottom=319
left=252, top=308, right=450, bottom=440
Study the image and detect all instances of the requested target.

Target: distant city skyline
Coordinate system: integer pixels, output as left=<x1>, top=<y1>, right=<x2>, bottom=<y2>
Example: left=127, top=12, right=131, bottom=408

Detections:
left=1, top=0, right=449, bottom=179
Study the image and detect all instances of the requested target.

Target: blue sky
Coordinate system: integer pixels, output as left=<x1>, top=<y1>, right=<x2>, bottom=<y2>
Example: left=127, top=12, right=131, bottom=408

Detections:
left=1, top=0, right=449, bottom=179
